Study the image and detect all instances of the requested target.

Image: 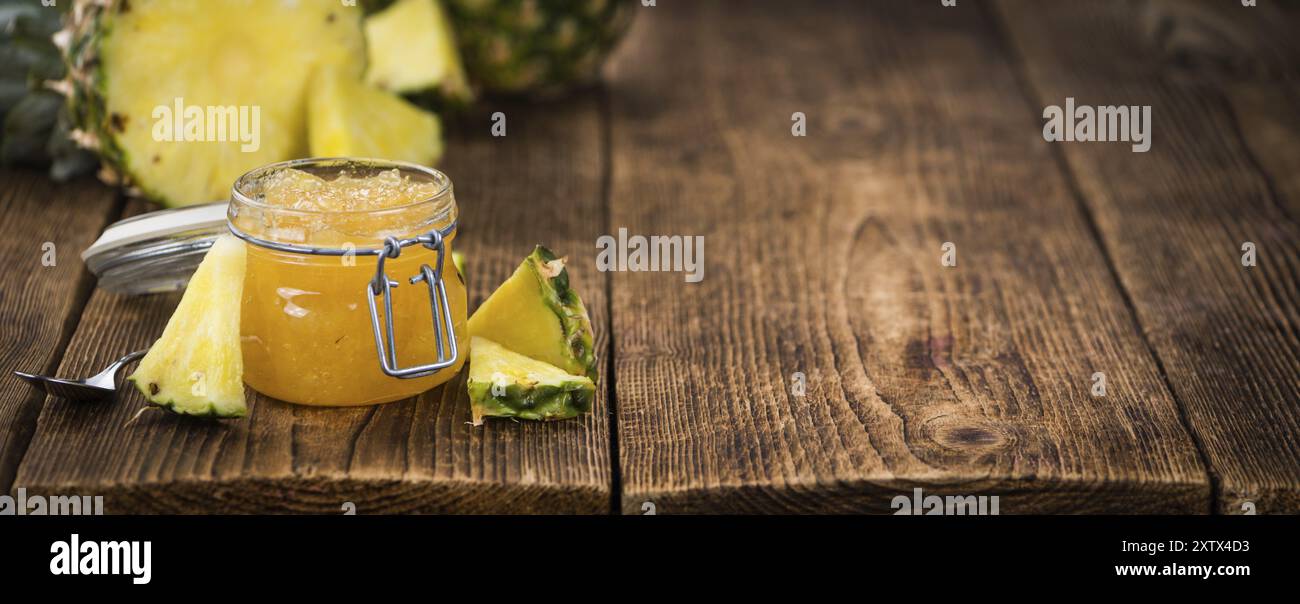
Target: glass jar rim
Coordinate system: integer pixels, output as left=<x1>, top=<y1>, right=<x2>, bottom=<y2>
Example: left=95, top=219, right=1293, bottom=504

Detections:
left=229, top=157, right=454, bottom=218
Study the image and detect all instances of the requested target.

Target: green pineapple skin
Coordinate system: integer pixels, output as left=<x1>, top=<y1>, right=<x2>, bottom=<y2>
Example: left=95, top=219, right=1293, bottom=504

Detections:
left=467, top=336, right=594, bottom=423
left=126, top=382, right=248, bottom=419
left=467, top=377, right=593, bottom=422
left=444, top=0, right=635, bottom=96
left=62, top=0, right=134, bottom=188
left=530, top=245, right=597, bottom=383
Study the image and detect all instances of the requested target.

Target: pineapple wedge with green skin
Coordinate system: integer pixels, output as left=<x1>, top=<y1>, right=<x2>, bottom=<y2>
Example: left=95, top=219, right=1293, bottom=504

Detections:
left=60, top=0, right=367, bottom=206
left=129, top=235, right=247, bottom=418
left=468, top=337, right=594, bottom=424
left=365, top=0, right=473, bottom=107
left=468, top=245, right=596, bottom=381
left=308, top=67, right=444, bottom=166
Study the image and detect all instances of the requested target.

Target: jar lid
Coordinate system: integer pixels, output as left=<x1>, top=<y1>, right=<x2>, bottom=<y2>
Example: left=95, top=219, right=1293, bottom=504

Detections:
left=81, top=202, right=229, bottom=295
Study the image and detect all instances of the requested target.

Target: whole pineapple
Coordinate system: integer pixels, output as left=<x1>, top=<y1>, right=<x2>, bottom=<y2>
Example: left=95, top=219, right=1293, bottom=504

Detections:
left=446, top=0, right=635, bottom=96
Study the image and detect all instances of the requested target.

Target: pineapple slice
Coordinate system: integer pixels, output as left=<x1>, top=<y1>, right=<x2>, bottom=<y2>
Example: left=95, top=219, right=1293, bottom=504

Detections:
left=364, top=0, right=473, bottom=106
left=128, top=235, right=246, bottom=418
left=308, top=67, right=444, bottom=166
left=467, top=337, right=594, bottom=425
left=452, top=251, right=466, bottom=276
left=62, top=0, right=368, bottom=206
left=468, top=246, right=597, bottom=381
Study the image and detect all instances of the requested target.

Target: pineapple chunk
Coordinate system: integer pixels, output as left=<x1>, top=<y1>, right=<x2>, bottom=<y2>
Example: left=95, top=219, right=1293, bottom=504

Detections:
left=73, top=0, right=368, bottom=206
left=128, top=235, right=246, bottom=418
left=452, top=251, right=465, bottom=276
left=468, top=246, right=596, bottom=381
left=308, top=67, right=444, bottom=166
left=467, top=337, right=594, bottom=425
left=364, top=0, right=472, bottom=105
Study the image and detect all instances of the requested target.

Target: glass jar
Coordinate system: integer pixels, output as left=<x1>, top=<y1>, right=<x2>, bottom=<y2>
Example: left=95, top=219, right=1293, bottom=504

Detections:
left=228, top=158, right=467, bottom=406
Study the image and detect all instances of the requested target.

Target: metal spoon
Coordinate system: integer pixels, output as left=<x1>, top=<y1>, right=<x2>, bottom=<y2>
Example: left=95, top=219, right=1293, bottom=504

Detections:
left=13, top=349, right=148, bottom=402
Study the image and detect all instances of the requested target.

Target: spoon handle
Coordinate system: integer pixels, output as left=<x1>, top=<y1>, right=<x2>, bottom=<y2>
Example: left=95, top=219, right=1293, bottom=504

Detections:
left=102, top=349, right=148, bottom=377
left=86, top=349, right=149, bottom=388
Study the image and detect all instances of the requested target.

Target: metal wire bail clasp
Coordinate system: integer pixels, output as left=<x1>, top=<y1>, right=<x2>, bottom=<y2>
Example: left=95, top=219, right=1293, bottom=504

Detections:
left=366, top=230, right=459, bottom=378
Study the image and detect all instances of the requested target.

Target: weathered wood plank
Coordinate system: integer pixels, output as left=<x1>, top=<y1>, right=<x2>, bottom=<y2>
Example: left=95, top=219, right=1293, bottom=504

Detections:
left=605, top=0, right=1208, bottom=513
left=0, top=170, right=118, bottom=492
left=995, top=0, right=1300, bottom=513
left=1228, top=82, right=1300, bottom=219
left=12, top=95, right=611, bottom=513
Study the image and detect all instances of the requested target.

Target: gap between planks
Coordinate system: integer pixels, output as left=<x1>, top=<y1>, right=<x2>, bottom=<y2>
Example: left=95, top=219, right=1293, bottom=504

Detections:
left=598, top=83, right=625, bottom=515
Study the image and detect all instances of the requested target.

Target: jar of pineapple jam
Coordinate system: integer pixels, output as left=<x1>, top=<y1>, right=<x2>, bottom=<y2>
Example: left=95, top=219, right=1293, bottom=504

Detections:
left=227, top=158, right=467, bottom=406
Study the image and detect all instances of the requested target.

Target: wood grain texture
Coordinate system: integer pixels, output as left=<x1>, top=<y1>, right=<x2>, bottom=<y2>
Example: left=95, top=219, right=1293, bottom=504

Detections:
left=0, top=171, right=118, bottom=493
left=995, top=0, right=1300, bottom=513
left=1228, top=82, right=1300, bottom=220
left=605, top=0, right=1209, bottom=513
left=11, top=95, right=612, bottom=514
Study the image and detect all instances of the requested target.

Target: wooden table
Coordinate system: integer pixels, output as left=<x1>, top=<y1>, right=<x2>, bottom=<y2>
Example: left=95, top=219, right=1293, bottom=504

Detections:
left=2, top=0, right=1298, bottom=514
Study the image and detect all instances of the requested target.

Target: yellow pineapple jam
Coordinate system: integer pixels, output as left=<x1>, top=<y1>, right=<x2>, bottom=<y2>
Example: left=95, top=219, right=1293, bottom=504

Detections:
left=229, top=160, right=466, bottom=406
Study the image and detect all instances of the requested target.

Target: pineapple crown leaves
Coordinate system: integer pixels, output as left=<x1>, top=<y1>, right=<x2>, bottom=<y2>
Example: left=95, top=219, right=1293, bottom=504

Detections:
left=0, top=0, right=96, bottom=177
left=1, top=2, right=64, bottom=107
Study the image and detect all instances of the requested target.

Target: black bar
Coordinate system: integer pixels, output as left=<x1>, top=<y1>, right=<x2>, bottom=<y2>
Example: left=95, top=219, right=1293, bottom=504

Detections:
left=1, top=515, right=1287, bottom=591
